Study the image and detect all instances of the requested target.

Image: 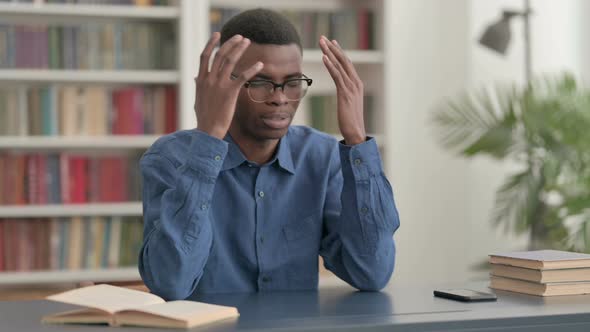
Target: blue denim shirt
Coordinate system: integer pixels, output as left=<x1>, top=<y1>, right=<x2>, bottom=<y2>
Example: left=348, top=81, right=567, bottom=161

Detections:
left=138, top=126, right=400, bottom=300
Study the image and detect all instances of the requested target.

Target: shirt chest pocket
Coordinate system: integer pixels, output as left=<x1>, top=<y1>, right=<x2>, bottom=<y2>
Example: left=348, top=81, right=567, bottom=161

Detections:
left=282, top=211, right=322, bottom=253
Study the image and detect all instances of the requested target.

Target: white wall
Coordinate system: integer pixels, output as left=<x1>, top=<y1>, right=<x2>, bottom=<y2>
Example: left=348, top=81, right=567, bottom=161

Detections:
left=385, top=0, right=588, bottom=285
left=577, top=1, right=590, bottom=81
left=385, top=0, right=477, bottom=285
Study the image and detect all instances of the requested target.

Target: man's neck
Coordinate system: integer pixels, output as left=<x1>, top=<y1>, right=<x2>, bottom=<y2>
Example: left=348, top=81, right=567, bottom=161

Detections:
left=228, top=129, right=280, bottom=165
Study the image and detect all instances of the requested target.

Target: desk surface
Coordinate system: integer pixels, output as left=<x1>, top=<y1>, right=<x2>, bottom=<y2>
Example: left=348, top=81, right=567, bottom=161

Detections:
left=2, top=281, right=590, bottom=332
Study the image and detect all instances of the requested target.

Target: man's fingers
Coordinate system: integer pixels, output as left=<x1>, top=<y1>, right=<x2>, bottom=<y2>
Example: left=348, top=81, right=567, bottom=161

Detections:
left=322, top=54, right=345, bottom=88
left=210, top=34, right=244, bottom=74
left=319, top=37, right=351, bottom=85
left=332, top=39, right=362, bottom=82
left=321, top=36, right=359, bottom=82
left=218, top=38, right=251, bottom=79
left=198, top=32, right=220, bottom=79
left=233, top=62, right=264, bottom=85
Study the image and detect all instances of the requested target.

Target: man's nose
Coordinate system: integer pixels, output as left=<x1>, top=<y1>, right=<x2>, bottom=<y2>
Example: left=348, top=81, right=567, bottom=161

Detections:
left=267, top=87, right=288, bottom=105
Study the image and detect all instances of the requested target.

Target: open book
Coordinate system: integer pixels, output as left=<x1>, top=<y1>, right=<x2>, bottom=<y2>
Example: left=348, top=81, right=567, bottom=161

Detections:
left=42, top=284, right=239, bottom=329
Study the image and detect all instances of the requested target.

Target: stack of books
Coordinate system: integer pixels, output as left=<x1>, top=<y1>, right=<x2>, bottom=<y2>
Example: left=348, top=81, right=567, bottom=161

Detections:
left=489, top=250, right=590, bottom=296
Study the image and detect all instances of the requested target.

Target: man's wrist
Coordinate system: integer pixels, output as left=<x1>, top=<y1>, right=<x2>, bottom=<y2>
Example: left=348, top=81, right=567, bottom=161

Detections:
left=343, top=134, right=366, bottom=146
left=196, top=125, right=227, bottom=140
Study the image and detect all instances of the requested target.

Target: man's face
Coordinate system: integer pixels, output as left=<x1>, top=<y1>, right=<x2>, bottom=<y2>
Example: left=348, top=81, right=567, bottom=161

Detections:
left=230, top=43, right=303, bottom=142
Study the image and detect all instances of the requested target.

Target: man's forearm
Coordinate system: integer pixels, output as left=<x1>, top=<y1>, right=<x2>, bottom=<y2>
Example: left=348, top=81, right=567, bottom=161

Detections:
left=139, top=132, right=228, bottom=300
left=321, top=138, right=400, bottom=291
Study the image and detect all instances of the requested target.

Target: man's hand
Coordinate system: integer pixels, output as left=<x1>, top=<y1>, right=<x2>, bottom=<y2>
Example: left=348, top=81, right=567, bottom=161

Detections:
left=319, top=36, right=366, bottom=145
left=194, top=32, right=263, bottom=139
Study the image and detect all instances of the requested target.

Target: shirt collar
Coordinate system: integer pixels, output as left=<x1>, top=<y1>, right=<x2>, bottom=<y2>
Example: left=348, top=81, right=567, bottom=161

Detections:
left=221, top=131, right=295, bottom=174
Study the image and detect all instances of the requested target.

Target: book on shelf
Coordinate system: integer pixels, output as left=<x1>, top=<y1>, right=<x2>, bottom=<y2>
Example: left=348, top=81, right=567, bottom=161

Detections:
left=490, top=264, right=590, bottom=283
left=210, top=7, right=375, bottom=50
left=490, top=275, right=590, bottom=297
left=2, top=0, right=178, bottom=6
left=42, top=284, right=239, bottom=329
left=0, top=153, right=141, bottom=205
left=489, top=250, right=590, bottom=270
left=0, top=217, right=142, bottom=272
left=0, top=22, right=176, bottom=70
left=0, top=85, right=177, bottom=136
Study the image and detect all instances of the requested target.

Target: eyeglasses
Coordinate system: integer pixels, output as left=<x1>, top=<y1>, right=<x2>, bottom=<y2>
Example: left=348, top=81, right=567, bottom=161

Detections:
left=231, top=73, right=313, bottom=103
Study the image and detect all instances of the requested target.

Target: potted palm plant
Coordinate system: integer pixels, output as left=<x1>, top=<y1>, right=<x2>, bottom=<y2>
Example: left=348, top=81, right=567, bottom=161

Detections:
left=432, top=73, right=590, bottom=252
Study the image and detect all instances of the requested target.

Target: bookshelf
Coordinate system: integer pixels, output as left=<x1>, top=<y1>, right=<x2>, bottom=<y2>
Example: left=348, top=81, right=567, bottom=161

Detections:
left=0, top=202, right=142, bottom=219
left=0, top=135, right=159, bottom=149
left=0, top=0, right=392, bottom=285
left=0, top=2, right=180, bottom=20
left=0, top=267, right=139, bottom=285
left=0, top=69, right=179, bottom=83
left=0, top=0, right=193, bottom=286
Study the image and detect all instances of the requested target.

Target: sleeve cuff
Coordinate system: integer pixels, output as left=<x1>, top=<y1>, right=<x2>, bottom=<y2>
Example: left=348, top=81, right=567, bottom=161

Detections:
left=339, top=137, right=384, bottom=179
left=186, top=129, right=229, bottom=178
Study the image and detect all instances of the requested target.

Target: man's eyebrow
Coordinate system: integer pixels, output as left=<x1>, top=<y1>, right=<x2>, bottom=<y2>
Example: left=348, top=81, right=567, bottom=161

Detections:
left=253, top=73, right=303, bottom=80
left=284, top=72, right=303, bottom=78
left=253, top=73, right=272, bottom=80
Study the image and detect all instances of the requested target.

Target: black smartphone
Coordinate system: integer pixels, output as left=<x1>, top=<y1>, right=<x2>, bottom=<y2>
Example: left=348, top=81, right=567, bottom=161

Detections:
left=433, top=289, right=497, bottom=302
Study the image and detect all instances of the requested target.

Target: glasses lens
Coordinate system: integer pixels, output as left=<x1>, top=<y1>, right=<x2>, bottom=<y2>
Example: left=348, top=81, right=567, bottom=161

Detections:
left=247, top=81, right=274, bottom=102
left=246, top=79, right=310, bottom=102
left=284, top=79, right=308, bottom=101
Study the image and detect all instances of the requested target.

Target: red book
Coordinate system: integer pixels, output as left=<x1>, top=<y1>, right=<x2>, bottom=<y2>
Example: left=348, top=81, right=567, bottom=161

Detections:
left=27, top=154, right=39, bottom=204
left=37, top=155, right=49, bottom=204
left=113, top=88, right=143, bottom=135
left=357, top=9, right=370, bottom=50
left=0, top=154, right=5, bottom=205
left=87, top=157, right=101, bottom=203
left=3, top=220, right=16, bottom=271
left=164, top=86, right=177, bottom=133
left=112, top=90, right=126, bottom=134
left=14, top=155, right=27, bottom=205
left=69, top=156, right=88, bottom=203
left=98, top=158, right=113, bottom=202
left=0, top=221, right=4, bottom=271
left=111, top=157, right=128, bottom=202
left=60, top=154, right=70, bottom=204
left=133, top=88, right=145, bottom=135
left=4, top=155, right=15, bottom=205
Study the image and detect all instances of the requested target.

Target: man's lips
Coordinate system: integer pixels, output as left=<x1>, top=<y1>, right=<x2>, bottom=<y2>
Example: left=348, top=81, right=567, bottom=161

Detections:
left=261, top=112, right=291, bottom=129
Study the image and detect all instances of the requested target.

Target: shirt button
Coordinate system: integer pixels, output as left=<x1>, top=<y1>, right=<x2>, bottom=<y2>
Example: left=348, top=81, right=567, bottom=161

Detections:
left=262, top=276, right=271, bottom=283
left=258, top=191, right=265, bottom=198
left=214, top=155, right=221, bottom=161
left=259, top=237, right=264, bottom=244
left=200, top=204, right=208, bottom=211
left=354, top=158, right=362, bottom=165
left=361, top=207, right=369, bottom=214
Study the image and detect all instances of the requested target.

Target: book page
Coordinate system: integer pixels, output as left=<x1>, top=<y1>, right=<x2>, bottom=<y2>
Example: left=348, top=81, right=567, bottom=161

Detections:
left=117, top=300, right=239, bottom=322
left=46, top=284, right=165, bottom=314
left=42, top=308, right=114, bottom=325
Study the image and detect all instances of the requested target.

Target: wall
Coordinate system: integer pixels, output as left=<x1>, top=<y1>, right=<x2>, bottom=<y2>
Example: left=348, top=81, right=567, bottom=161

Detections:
left=385, top=0, right=478, bottom=285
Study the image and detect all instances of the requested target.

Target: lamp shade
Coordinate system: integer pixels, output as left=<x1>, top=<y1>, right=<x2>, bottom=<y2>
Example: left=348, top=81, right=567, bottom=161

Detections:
left=479, top=17, right=512, bottom=55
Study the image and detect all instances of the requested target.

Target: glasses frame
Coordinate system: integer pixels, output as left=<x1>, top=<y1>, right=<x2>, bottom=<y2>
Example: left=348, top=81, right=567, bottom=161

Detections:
left=230, top=73, right=313, bottom=103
